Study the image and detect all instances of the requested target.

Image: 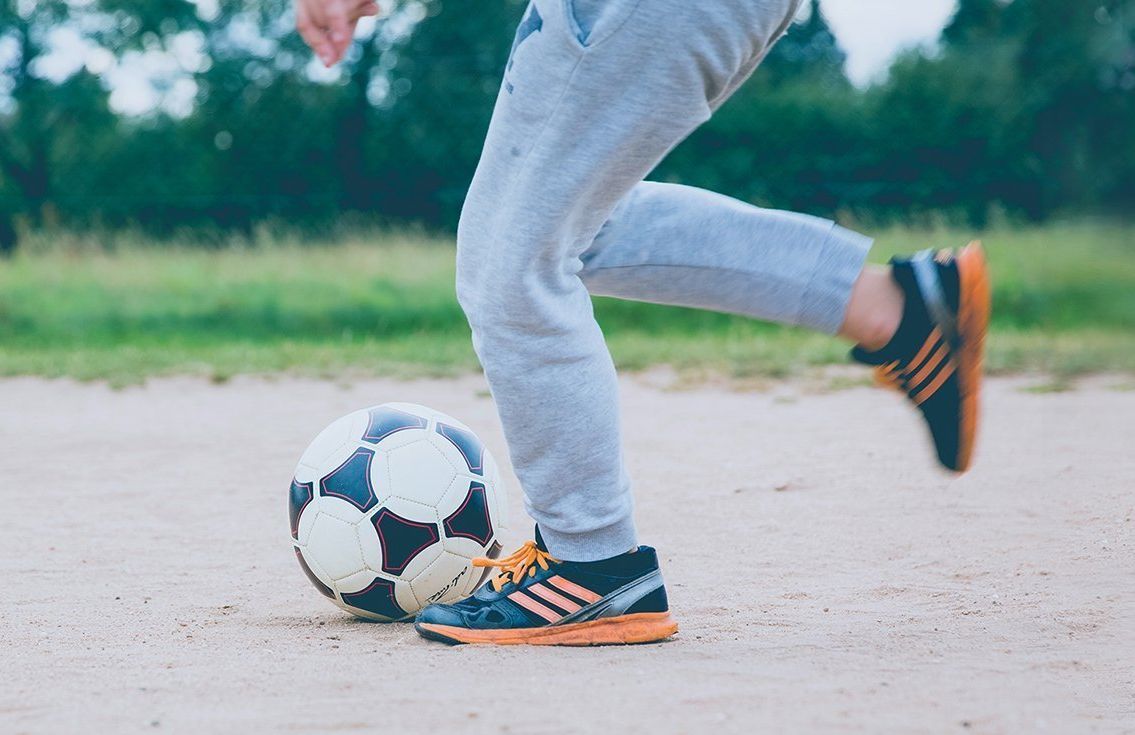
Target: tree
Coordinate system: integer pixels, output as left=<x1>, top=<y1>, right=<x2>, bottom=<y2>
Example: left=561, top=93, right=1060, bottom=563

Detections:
left=366, top=0, right=527, bottom=225
left=0, top=1, right=71, bottom=234
left=0, top=0, right=202, bottom=247
left=2, top=0, right=1132, bottom=240
left=656, top=0, right=858, bottom=215
left=942, top=0, right=1007, bottom=46
left=940, top=0, right=1135, bottom=216
left=1004, top=0, right=1135, bottom=214
left=761, top=0, right=848, bottom=86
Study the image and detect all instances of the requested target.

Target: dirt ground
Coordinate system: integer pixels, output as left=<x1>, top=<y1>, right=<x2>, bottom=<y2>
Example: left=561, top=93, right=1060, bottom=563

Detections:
left=2, top=373, right=1133, bottom=734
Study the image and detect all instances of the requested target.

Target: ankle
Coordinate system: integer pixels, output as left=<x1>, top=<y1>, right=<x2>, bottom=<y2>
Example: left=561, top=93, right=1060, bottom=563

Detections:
left=840, top=266, right=903, bottom=351
left=855, top=305, right=902, bottom=352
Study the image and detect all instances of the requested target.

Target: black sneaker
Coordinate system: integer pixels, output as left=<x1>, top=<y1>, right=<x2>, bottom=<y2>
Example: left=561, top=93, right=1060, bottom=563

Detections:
left=852, top=242, right=991, bottom=472
left=414, top=529, right=677, bottom=645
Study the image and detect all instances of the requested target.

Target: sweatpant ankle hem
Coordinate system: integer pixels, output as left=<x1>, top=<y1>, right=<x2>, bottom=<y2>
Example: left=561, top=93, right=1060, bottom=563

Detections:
left=796, top=224, right=873, bottom=335
left=537, top=516, right=639, bottom=562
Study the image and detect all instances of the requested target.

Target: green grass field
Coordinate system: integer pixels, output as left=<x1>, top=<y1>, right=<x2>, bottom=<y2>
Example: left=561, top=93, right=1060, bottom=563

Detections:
left=1, top=222, right=1132, bottom=385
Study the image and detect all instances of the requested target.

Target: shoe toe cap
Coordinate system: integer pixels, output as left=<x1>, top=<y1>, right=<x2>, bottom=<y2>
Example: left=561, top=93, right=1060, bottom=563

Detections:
left=415, top=602, right=466, bottom=627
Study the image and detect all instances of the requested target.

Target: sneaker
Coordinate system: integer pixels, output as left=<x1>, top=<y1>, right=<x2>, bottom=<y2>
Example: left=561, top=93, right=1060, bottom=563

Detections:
left=852, top=242, right=991, bottom=472
left=414, top=529, right=678, bottom=645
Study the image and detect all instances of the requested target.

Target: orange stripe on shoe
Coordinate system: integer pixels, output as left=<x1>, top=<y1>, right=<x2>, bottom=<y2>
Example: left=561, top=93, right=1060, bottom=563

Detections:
left=527, top=583, right=582, bottom=613
left=913, top=360, right=956, bottom=405
left=508, top=591, right=561, bottom=623
left=903, top=327, right=943, bottom=377
left=906, top=342, right=949, bottom=388
left=546, top=576, right=602, bottom=604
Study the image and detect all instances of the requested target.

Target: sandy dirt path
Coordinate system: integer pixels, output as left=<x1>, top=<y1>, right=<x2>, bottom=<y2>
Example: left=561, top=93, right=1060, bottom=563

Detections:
left=1, top=374, right=1133, bottom=734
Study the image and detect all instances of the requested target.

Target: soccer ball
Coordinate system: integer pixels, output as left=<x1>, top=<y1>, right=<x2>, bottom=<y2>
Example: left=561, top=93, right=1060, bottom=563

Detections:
left=288, top=403, right=505, bottom=621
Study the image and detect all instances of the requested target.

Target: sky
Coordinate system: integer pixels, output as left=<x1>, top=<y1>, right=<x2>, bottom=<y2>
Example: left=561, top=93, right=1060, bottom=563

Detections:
left=820, top=0, right=958, bottom=85
left=22, top=0, right=961, bottom=115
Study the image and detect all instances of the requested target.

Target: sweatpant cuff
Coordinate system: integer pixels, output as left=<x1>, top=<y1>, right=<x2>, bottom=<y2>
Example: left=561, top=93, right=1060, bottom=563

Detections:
left=537, top=515, right=639, bottom=562
left=797, top=224, right=873, bottom=335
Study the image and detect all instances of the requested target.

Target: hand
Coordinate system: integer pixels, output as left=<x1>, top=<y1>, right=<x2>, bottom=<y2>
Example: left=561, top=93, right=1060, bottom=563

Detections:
left=296, top=0, right=380, bottom=67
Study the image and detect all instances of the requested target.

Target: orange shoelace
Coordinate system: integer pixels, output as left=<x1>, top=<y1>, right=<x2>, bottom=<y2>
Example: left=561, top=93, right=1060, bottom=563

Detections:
left=473, top=540, right=558, bottom=592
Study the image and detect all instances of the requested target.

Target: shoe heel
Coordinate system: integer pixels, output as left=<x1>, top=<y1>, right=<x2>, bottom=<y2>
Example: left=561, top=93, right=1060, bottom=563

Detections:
left=953, top=241, right=991, bottom=472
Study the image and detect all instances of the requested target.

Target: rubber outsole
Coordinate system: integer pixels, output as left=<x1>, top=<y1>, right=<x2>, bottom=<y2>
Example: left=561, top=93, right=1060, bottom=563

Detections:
left=952, top=241, right=991, bottom=473
left=415, top=611, right=678, bottom=646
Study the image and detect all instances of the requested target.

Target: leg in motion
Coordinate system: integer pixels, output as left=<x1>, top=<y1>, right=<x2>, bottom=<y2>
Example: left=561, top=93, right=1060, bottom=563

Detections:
left=581, top=181, right=991, bottom=472
left=417, top=0, right=808, bottom=644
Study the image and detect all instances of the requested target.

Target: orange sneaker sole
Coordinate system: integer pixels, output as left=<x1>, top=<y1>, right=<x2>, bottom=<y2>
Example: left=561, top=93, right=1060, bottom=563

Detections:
left=953, top=241, right=991, bottom=472
left=415, top=611, right=678, bottom=646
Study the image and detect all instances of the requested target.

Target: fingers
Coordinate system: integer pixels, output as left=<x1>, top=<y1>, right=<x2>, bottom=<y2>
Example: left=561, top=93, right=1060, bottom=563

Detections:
left=324, top=1, right=354, bottom=64
left=297, top=0, right=380, bottom=67
left=296, top=2, right=335, bottom=66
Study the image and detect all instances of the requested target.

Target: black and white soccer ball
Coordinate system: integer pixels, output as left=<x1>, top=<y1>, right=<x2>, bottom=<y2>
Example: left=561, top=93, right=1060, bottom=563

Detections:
left=289, top=403, right=505, bottom=621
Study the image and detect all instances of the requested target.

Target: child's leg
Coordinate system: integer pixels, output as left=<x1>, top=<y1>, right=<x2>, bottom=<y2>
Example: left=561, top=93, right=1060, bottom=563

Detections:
left=583, top=183, right=905, bottom=349
left=457, top=0, right=812, bottom=561
left=581, top=182, right=872, bottom=337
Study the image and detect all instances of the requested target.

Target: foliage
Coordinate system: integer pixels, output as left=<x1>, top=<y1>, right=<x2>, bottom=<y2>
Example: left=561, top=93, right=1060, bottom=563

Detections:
left=0, top=0, right=1133, bottom=251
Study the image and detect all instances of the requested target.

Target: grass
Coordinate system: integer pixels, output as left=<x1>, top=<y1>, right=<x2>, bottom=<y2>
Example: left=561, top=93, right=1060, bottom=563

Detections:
left=1, top=222, right=1132, bottom=385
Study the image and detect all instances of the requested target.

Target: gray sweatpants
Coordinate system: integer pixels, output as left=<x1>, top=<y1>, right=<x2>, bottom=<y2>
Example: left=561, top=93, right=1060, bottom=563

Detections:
left=456, top=0, right=873, bottom=560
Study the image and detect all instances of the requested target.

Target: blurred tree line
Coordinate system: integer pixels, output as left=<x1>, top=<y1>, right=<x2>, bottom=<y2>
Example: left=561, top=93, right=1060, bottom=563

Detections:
left=0, top=0, right=1132, bottom=252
